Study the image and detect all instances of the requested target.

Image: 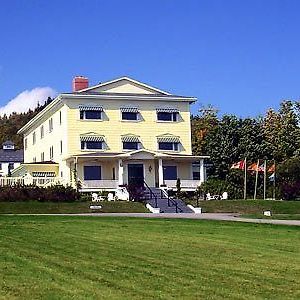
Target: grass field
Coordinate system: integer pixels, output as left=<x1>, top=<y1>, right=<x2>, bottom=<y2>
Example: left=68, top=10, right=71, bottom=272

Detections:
left=0, top=216, right=299, bottom=299
left=187, top=199, right=300, bottom=214
left=0, top=201, right=148, bottom=214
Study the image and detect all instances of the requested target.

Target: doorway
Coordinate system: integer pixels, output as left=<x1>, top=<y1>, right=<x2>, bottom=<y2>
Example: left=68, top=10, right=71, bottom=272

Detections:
left=128, top=163, right=144, bottom=187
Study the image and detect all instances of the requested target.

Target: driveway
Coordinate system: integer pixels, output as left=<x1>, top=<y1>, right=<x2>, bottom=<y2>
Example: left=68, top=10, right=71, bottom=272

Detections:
left=7, top=212, right=300, bottom=226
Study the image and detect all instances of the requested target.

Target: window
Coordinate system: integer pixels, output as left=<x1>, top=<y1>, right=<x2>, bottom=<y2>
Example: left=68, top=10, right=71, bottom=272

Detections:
left=163, top=166, right=177, bottom=180
left=192, top=162, right=200, bottom=180
left=32, top=132, right=36, bottom=145
left=122, top=112, right=138, bottom=121
left=24, top=138, right=28, bottom=150
left=80, top=110, right=102, bottom=120
left=157, top=112, right=178, bottom=122
left=59, top=111, right=62, bottom=125
left=158, top=142, right=179, bottom=151
left=41, top=152, right=44, bottom=162
left=0, top=163, right=2, bottom=170
left=33, top=157, right=36, bottom=163
left=49, top=118, right=53, bottom=132
left=40, top=125, right=44, bottom=139
left=123, top=142, right=139, bottom=150
left=84, top=166, right=101, bottom=180
left=49, top=146, right=54, bottom=160
left=60, top=140, right=63, bottom=154
left=81, top=141, right=103, bottom=150
left=8, top=163, right=14, bottom=172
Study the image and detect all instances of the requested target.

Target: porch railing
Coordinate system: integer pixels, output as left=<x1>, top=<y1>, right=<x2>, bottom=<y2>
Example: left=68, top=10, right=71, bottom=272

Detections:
left=82, top=180, right=118, bottom=189
left=164, top=180, right=201, bottom=189
left=0, top=176, right=62, bottom=187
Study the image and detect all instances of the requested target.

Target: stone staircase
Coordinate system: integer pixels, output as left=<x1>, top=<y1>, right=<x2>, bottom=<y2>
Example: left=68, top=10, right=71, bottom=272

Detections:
left=143, top=187, right=193, bottom=213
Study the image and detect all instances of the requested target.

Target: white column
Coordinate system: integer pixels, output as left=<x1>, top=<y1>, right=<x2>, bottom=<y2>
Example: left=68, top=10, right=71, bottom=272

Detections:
left=118, top=159, right=124, bottom=186
left=199, top=159, right=205, bottom=184
left=158, top=158, right=164, bottom=186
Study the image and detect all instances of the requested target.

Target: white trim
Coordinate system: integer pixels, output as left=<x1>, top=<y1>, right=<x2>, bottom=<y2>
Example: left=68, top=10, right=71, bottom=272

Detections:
left=77, top=76, right=172, bottom=95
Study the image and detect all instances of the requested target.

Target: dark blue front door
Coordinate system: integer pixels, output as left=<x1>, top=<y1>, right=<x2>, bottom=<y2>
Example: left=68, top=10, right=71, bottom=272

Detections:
left=128, top=164, right=144, bottom=187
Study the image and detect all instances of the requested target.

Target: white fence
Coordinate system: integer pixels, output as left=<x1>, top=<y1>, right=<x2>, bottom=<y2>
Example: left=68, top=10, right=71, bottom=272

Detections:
left=0, top=176, right=62, bottom=187
left=82, top=180, right=118, bottom=189
left=164, top=180, right=201, bottom=190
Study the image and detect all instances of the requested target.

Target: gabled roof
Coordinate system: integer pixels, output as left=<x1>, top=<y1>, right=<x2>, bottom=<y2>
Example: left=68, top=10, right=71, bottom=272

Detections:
left=77, top=76, right=171, bottom=95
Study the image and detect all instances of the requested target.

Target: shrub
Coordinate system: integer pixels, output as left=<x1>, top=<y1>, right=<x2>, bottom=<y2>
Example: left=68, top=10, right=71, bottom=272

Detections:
left=0, top=185, right=80, bottom=202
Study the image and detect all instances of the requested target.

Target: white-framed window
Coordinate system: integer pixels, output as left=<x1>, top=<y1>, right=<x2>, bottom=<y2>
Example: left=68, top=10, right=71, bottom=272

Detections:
left=41, top=152, right=44, bottom=162
left=80, top=135, right=105, bottom=151
left=60, top=140, right=63, bottom=154
left=32, top=132, right=36, bottom=145
left=123, top=141, right=139, bottom=150
left=33, top=157, right=36, bottom=163
left=79, top=105, right=103, bottom=120
left=49, top=146, right=54, bottom=160
left=81, top=141, right=103, bottom=150
left=49, top=118, right=53, bottom=133
left=84, top=165, right=102, bottom=180
left=40, top=125, right=44, bottom=139
left=59, top=111, right=62, bottom=125
left=24, top=138, right=28, bottom=150
left=120, top=107, right=139, bottom=121
left=158, top=142, right=179, bottom=151
left=156, top=108, right=179, bottom=122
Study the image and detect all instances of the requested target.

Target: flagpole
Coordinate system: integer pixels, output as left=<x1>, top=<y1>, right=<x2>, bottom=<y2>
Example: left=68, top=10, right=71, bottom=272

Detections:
left=273, top=160, right=276, bottom=200
left=254, top=159, right=259, bottom=200
left=263, top=159, right=267, bottom=200
left=244, top=157, right=247, bottom=200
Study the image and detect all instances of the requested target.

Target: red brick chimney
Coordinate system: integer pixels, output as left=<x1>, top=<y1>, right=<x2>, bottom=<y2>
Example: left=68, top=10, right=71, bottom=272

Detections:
left=72, top=76, right=89, bottom=92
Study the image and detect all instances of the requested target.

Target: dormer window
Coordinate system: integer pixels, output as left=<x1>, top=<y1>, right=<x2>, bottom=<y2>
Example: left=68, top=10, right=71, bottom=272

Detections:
left=2, top=141, right=15, bottom=150
left=120, top=107, right=139, bottom=121
left=156, top=108, right=179, bottom=122
left=121, top=135, right=141, bottom=150
left=80, top=135, right=105, bottom=150
left=79, top=105, right=103, bottom=120
left=157, top=135, right=180, bottom=151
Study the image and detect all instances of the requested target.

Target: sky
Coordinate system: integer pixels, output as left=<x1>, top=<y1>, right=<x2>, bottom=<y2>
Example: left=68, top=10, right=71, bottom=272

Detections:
left=0, top=0, right=300, bottom=117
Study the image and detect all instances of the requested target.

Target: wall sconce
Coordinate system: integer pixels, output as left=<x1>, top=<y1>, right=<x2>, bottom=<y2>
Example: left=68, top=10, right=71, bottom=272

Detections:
left=149, top=165, right=152, bottom=173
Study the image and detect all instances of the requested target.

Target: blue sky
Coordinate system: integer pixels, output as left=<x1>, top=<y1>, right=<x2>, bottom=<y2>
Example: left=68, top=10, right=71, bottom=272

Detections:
left=0, top=0, right=300, bottom=117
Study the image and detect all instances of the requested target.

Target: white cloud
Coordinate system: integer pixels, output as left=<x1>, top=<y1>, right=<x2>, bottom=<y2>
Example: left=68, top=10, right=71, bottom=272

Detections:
left=0, top=87, right=57, bottom=116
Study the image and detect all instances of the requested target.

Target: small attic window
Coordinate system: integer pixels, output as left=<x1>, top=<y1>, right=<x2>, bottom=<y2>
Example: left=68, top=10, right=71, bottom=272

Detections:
left=3, top=141, right=15, bottom=150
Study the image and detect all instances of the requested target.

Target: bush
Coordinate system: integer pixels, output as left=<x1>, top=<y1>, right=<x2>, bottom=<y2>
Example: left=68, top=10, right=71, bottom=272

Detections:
left=277, top=157, right=300, bottom=200
left=0, top=185, right=80, bottom=202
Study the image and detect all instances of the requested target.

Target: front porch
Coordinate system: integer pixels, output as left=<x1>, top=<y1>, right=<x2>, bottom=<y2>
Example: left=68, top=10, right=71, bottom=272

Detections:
left=68, top=150, right=208, bottom=192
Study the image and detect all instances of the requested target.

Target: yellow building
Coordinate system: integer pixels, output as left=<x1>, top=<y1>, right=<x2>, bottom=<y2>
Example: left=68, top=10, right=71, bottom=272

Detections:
left=16, top=76, right=208, bottom=191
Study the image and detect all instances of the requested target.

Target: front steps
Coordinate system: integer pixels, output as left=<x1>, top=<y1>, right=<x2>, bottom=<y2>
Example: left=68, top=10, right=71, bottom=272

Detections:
left=143, top=188, right=193, bottom=213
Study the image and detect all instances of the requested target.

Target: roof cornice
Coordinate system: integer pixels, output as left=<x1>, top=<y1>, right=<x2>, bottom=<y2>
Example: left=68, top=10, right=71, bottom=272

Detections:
left=61, top=93, right=196, bottom=102
left=17, top=95, right=63, bottom=134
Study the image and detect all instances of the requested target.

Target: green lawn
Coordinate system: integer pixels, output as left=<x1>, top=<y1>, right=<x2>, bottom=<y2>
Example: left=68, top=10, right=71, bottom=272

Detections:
left=0, top=216, right=299, bottom=299
left=187, top=199, right=300, bottom=214
left=0, top=201, right=148, bottom=214
left=242, top=213, right=300, bottom=220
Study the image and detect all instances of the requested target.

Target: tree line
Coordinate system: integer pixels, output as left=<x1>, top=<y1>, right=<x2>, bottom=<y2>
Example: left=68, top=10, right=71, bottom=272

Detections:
left=0, top=97, right=53, bottom=149
left=192, top=100, right=300, bottom=199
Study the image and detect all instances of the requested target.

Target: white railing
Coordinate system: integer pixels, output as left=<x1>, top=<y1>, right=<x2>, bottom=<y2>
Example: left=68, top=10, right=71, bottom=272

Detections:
left=164, top=179, right=201, bottom=190
left=0, top=176, right=62, bottom=187
left=82, top=180, right=118, bottom=189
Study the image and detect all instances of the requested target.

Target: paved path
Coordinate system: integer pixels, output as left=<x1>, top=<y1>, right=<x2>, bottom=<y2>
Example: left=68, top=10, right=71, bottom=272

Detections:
left=5, top=213, right=300, bottom=226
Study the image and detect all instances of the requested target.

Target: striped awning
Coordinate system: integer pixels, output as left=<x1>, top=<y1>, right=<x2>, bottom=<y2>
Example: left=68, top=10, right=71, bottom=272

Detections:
left=157, top=136, right=180, bottom=143
left=156, top=107, right=178, bottom=113
left=120, top=106, right=139, bottom=113
left=32, top=172, right=56, bottom=177
left=79, top=105, right=103, bottom=111
left=121, top=135, right=140, bottom=143
left=80, top=135, right=105, bottom=142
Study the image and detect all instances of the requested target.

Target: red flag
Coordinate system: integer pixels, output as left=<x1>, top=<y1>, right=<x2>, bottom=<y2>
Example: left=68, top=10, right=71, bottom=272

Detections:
left=268, top=164, right=275, bottom=173
left=231, top=160, right=245, bottom=170
left=248, top=162, right=264, bottom=172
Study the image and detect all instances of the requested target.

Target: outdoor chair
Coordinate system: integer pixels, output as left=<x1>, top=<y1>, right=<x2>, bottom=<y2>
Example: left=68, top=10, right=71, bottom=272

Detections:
left=91, top=193, right=105, bottom=202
